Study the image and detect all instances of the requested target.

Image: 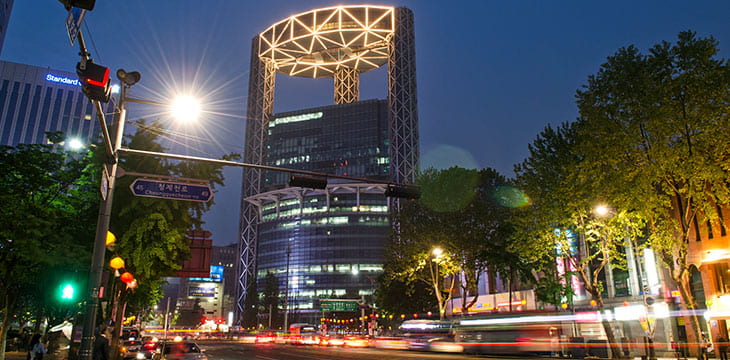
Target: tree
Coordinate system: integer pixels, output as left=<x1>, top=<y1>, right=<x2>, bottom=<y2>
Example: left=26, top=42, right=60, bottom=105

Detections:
left=383, top=167, right=522, bottom=319
left=512, top=123, right=647, bottom=359
left=0, top=134, right=97, bottom=360
left=575, top=30, right=730, bottom=359
left=103, top=120, right=237, bottom=348
left=260, top=272, right=279, bottom=329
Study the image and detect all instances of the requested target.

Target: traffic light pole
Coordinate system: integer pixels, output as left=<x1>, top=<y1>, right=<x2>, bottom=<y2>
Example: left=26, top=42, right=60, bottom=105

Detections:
left=78, top=82, right=127, bottom=360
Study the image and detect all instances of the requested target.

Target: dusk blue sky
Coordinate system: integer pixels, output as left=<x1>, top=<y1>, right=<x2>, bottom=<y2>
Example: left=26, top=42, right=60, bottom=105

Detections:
left=3, top=1, right=728, bottom=246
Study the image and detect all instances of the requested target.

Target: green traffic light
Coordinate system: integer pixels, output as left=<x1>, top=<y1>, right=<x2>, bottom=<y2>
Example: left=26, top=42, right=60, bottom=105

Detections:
left=60, top=283, right=75, bottom=300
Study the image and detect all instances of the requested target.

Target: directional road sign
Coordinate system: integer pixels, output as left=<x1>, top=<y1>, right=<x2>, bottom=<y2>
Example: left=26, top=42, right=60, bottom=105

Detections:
left=66, top=8, right=86, bottom=45
left=320, top=301, right=359, bottom=312
left=130, top=178, right=213, bottom=202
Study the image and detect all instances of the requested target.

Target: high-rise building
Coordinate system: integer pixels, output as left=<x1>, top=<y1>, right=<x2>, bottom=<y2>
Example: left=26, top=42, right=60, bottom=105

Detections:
left=247, top=100, right=391, bottom=324
left=0, top=60, right=115, bottom=147
left=212, top=243, right=238, bottom=321
left=0, top=0, right=13, bottom=56
left=237, top=5, right=419, bottom=326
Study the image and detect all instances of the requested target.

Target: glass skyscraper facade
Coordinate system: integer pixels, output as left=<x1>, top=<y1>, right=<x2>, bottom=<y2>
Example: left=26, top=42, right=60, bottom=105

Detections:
left=0, top=60, right=114, bottom=147
left=246, top=99, right=391, bottom=324
left=264, top=99, right=390, bottom=188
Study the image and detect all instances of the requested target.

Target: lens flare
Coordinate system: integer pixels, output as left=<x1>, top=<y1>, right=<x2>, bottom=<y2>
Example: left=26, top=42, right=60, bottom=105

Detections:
left=493, top=186, right=529, bottom=208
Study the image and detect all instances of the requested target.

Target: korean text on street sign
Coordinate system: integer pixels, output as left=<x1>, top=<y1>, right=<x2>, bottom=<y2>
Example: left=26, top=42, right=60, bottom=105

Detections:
left=66, top=8, right=86, bottom=46
left=130, top=178, right=213, bottom=202
left=320, top=301, right=359, bottom=312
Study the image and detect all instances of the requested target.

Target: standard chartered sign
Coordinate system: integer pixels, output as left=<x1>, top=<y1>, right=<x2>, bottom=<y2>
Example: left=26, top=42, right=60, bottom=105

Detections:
left=46, top=73, right=82, bottom=86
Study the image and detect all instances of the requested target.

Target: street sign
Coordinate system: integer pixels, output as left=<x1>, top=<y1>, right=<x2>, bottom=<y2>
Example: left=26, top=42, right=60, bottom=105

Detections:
left=66, top=7, right=86, bottom=45
left=320, top=301, right=359, bottom=312
left=130, top=178, right=213, bottom=202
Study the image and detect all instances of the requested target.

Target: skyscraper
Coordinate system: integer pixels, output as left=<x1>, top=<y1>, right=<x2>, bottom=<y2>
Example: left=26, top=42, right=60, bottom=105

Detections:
left=0, top=60, right=114, bottom=147
left=0, top=0, right=13, bottom=56
left=238, top=5, right=418, bottom=325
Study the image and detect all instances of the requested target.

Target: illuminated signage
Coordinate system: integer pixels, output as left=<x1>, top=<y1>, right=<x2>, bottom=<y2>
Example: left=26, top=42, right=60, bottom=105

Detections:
left=188, top=283, right=216, bottom=298
left=269, top=112, right=323, bottom=127
left=46, top=73, right=82, bottom=86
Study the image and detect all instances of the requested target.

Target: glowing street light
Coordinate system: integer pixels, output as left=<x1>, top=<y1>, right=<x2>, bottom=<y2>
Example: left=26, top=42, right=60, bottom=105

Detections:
left=594, top=204, right=610, bottom=217
left=431, top=247, right=443, bottom=259
left=67, top=138, right=84, bottom=150
left=170, top=95, right=200, bottom=123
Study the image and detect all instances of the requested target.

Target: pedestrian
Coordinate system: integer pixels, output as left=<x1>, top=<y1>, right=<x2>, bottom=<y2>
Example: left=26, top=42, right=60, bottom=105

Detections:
left=28, top=334, right=47, bottom=360
left=699, top=336, right=709, bottom=360
left=718, top=336, right=729, bottom=360
left=92, top=325, right=110, bottom=360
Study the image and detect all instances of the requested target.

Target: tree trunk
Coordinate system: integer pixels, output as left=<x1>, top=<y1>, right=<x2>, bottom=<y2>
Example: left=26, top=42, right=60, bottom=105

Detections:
left=111, top=290, right=128, bottom=360
left=676, top=270, right=705, bottom=360
left=0, top=292, right=16, bottom=360
left=593, top=294, right=622, bottom=359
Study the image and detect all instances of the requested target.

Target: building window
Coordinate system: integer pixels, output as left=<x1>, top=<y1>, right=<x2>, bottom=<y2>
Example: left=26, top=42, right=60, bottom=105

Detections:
left=712, top=262, right=730, bottom=295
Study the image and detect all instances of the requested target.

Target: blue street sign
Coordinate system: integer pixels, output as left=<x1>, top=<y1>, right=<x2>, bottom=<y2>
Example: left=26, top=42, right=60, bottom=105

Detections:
left=66, top=8, right=86, bottom=45
left=130, top=178, right=213, bottom=202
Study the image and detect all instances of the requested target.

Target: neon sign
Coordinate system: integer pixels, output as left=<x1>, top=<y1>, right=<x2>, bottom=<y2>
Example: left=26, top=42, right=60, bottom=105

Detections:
left=46, top=73, right=81, bottom=86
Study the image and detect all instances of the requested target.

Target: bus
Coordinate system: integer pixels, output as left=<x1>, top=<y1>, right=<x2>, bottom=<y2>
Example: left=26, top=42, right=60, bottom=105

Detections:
left=288, top=323, right=318, bottom=345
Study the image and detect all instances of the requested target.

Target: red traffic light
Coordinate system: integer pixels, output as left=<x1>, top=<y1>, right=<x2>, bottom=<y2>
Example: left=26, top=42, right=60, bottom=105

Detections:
left=76, top=61, right=111, bottom=102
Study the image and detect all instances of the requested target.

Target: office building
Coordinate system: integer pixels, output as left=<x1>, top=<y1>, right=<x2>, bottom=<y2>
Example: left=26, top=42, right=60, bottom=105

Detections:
left=0, top=60, right=114, bottom=147
left=237, top=5, right=419, bottom=325
left=0, top=0, right=13, bottom=56
left=247, top=100, right=391, bottom=324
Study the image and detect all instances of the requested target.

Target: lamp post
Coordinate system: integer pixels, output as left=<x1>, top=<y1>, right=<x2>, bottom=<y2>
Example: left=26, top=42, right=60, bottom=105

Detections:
left=78, top=70, right=139, bottom=360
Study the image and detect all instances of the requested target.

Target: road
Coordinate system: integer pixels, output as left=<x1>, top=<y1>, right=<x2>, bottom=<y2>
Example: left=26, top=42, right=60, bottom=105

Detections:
left=198, top=341, right=500, bottom=360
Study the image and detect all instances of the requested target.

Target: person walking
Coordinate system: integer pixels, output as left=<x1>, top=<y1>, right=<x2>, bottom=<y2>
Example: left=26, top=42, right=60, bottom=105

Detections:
left=718, top=336, right=729, bottom=360
left=28, top=334, right=47, bottom=360
left=92, top=325, right=110, bottom=360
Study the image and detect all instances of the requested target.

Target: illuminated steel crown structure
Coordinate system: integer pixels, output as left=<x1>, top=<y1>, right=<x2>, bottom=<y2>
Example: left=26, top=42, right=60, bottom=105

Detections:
left=237, top=5, right=418, bottom=321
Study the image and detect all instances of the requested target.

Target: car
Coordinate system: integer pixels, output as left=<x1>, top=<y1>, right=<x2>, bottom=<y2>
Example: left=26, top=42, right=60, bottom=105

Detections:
left=120, top=340, right=143, bottom=360
left=319, top=335, right=345, bottom=346
left=343, top=335, right=371, bottom=348
left=153, top=341, right=207, bottom=360
left=254, top=332, right=276, bottom=344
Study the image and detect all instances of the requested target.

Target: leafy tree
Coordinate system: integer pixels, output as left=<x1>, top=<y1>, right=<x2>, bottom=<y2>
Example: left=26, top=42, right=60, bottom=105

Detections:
left=259, top=272, right=280, bottom=329
left=374, top=275, right=436, bottom=320
left=383, top=167, right=522, bottom=319
left=103, top=120, right=237, bottom=344
left=0, top=134, right=97, bottom=360
left=574, top=30, right=730, bottom=358
left=512, top=123, right=646, bottom=359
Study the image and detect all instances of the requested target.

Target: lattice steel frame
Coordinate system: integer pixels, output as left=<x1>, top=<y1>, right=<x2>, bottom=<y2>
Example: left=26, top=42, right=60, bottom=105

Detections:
left=258, top=6, right=395, bottom=78
left=334, top=67, right=359, bottom=104
left=237, top=36, right=275, bottom=320
left=388, top=7, right=419, bottom=185
left=237, top=5, right=419, bottom=322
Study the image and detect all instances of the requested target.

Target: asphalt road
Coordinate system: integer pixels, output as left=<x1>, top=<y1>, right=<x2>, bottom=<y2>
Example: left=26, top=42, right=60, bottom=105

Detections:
left=199, top=341, right=494, bottom=360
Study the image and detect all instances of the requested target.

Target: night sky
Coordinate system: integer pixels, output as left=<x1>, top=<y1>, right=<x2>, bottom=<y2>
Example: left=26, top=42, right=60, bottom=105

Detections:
left=3, top=1, right=728, bottom=246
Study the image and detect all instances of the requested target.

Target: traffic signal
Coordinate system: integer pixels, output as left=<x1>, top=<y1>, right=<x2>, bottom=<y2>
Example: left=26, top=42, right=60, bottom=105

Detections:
left=58, top=0, right=95, bottom=11
left=289, top=175, right=328, bottom=189
left=76, top=61, right=111, bottom=102
left=57, top=281, right=79, bottom=302
left=384, top=184, right=421, bottom=199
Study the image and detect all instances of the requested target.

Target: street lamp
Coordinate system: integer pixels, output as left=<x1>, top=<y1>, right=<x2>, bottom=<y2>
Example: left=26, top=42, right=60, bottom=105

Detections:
left=170, top=95, right=200, bottom=123
left=594, top=204, right=610, bottom=217
left=431, top=247, right=443, bottom=259
left=81, top=68, right=200, bottom=360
